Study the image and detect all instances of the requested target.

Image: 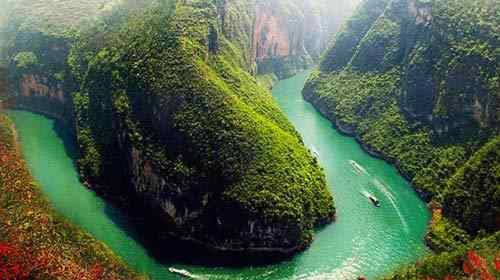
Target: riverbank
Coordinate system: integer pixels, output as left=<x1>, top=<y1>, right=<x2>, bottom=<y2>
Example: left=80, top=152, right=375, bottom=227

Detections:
left=301, top=70, right=500, bottom=279
left=0, top=113, right=144, bottom=280
left=302, top=83, right=434, bottom=203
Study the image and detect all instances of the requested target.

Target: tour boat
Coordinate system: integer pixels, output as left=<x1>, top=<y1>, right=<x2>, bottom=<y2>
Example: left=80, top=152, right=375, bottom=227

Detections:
left=360, top=191, right=381, bottom=207
left=368, top=195, right=381, bottom=207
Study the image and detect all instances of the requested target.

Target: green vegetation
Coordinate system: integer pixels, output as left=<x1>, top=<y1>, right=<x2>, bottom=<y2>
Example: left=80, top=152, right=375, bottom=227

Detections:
left=306, top=0, right=499, bottom=277
left=3, top=0, right=335, bottom=253
left=0, top=113, right=143, bottom=279
left=13, top=52, right=38, bottom=70
left=68, top=0, right=334, bottom=249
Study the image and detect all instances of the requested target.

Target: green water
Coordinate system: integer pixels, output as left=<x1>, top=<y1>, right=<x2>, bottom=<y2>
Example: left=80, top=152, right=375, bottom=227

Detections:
left=8, top=71, right=430, bottom=280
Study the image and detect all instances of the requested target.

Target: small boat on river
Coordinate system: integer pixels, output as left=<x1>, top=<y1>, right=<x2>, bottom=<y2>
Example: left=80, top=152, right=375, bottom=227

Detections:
left=168, top=267, right=197, bottom=279
left=360, top=191, right=381, bottom=207
left=368, top=195, right=381, bottom=207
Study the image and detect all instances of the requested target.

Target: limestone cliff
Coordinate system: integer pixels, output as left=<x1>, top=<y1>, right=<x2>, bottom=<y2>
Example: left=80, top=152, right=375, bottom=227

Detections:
left=6, top=32, right=75, bottom=123
left=216, top=0, right=359, bottom=80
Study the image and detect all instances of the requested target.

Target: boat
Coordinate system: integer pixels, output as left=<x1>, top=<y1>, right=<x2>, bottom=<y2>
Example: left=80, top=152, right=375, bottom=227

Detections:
left=368, top=195, right=381, bottom=207
left=360, top=191, right=381, bottom=207
left=168, top=267, right=196, bottom=279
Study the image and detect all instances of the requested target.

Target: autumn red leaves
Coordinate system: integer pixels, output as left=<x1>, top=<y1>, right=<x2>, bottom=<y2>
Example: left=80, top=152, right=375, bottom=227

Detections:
left=425, top=250, right=500, bottom=280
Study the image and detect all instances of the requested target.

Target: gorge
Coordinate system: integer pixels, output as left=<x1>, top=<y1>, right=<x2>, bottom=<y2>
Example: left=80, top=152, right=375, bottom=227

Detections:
left=7, top=70, right=429, bottom=279
left=0, top=0, right=499, bottom=279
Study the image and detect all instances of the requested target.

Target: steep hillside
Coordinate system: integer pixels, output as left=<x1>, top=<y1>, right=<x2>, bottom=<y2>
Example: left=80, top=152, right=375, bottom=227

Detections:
left=303, top=0, right=499, bottom=277
left=3, top=0, right=335, bottom=258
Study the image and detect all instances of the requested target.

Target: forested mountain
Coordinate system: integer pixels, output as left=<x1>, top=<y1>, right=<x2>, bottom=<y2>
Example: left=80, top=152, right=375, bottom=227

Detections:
left=304, top=0, right=500, bottom=278
left=1, top=0, right=499, bottom=278
left=0, top=0, right=344, bottom=260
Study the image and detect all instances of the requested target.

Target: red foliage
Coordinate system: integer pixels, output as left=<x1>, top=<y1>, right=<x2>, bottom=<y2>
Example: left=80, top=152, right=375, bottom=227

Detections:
left=90, top=264, right=104, bottom=280
left=443, top=276, right=454, bottom=280
left=479, top=269, right=496, bottom=280
left=0, top=242, right=32, bottom=279
left=463, top=260, right=474, bottom=275
left=468, top=250, right=488, bottom=271
left=494, top=255, right=500, bottom=272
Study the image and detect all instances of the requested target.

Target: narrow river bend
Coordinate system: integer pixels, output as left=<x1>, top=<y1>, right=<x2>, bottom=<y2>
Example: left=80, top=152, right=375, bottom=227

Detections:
left=8, top=71, right=430, bottom=279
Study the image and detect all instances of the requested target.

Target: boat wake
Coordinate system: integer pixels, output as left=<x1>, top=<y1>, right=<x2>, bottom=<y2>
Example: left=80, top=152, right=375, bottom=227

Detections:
left=349, top=160, right=368, bottom=176
left=372, top=179, right=409, bottom=233
left=311, top=145, right=320, bottom=158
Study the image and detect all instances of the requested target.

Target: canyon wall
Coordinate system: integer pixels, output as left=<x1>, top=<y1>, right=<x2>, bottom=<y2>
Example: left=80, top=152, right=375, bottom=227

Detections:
left=6, top=32, right=75, bottom=123
left=217, top=0, right=359, bottom=80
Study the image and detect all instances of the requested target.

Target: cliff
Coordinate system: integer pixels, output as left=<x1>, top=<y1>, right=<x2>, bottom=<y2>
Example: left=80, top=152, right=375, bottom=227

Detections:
left=3, top=0, right=336, bottom=260
left=304, top=0, right=499, bottom=278
left=214, top=0, right=358, bottom=81
left=6, top=32, right=76, bottom=126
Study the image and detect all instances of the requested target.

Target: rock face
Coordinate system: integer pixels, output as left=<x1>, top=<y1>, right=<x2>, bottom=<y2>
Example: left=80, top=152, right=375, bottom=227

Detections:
left=217, top=0, right=359, bottom=80
left=251, top=1, right=314, bottom=79
left=6, top=32, right=75, bottom=122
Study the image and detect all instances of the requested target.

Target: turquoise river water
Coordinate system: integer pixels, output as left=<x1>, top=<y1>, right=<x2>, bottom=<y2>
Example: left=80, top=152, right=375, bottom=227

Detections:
left=8, top=71, right=430, bottom=279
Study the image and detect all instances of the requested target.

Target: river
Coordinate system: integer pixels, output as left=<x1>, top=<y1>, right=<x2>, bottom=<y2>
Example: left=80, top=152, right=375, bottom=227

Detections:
left=7, top=70, right=430, bottom=279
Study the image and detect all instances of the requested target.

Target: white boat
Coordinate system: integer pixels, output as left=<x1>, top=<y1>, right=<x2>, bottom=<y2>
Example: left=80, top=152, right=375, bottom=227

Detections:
left=168, top=267, right=196, bottom=278
left=368, top=194, right=381, bottom=207
left=360, top=191, right=381, bottom=207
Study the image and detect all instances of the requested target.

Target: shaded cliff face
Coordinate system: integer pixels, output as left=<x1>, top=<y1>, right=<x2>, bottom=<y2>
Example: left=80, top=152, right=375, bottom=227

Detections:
left=6, top=32, right=76, bottom=124
left=5, top=32, right=75, bottom=122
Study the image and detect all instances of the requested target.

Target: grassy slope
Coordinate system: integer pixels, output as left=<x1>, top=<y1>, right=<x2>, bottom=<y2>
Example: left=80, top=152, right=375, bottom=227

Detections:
left=0, top=114, right=143, bottom=279
left=305, top=0, right=499, bottom=278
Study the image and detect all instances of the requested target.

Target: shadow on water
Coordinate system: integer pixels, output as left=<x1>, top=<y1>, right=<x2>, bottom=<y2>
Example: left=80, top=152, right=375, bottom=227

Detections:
left=52, top=120, right=80, bottom=162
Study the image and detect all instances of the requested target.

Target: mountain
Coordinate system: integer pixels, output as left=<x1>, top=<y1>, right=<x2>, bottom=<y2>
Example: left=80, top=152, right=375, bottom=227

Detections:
left=304, top=0, right=499, bottom=278
left=1, top=0, right=338, bottom=259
